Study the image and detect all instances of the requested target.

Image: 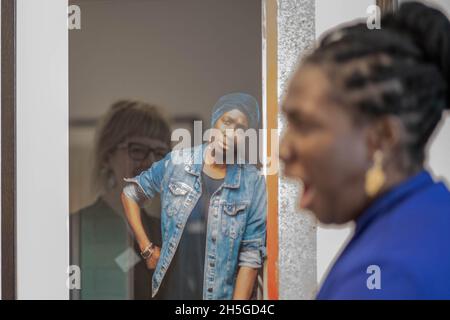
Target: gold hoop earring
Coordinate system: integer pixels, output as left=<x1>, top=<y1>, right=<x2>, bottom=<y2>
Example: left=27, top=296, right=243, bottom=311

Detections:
left=365, top=150, right=386, bottom=198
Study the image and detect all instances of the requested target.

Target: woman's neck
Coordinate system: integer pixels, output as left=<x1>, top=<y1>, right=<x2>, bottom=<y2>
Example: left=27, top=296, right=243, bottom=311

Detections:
left=203, top=144, right=227, bottom=179
left=381, top=164, right=423, bottom=195
left=101, top=186, right=125, bottom=216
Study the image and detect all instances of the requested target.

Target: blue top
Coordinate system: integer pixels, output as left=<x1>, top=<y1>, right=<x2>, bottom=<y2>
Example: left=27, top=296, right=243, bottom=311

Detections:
left=317, top=170, right=450, bottom=299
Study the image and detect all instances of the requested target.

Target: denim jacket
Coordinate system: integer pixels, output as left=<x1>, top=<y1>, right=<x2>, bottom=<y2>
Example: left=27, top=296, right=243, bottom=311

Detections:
left=126, top=144, right=267, bottom=299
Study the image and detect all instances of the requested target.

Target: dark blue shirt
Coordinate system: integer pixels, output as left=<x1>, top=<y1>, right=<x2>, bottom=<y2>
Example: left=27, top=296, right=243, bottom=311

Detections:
left=158, top=172, right=223, bottom=300
left=317, top=170, right=450, bottom=299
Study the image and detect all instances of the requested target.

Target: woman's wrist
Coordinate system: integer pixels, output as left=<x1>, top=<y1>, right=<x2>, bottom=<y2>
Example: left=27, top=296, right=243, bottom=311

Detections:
left=138, top=239, right=151, bottom=251
left=140, top=242, right=155, bottom=260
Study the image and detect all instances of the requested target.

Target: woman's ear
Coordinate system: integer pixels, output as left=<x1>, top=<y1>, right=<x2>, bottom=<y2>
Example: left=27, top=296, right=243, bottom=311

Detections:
left=103, top=151, right=115, bottom=170
left=365, top=115, right=406, bottom=164
left=379, top=116, right=404, bottom=149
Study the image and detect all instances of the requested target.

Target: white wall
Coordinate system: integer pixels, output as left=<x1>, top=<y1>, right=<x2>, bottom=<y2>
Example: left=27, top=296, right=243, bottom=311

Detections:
left=16, top=0, right=69, bottom=299
left=316, top=0, right=375, bottom=36
left=419, top=1, right=450, bottom=187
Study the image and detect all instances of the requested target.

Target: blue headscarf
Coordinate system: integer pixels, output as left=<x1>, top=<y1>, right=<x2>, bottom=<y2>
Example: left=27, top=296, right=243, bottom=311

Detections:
left=210, top=93, right=260, bottom=129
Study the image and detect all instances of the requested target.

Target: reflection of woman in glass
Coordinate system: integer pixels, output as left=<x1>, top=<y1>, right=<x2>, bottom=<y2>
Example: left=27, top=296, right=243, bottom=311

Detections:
left=70, top=100, right=171, bottom=299
left=280, top=2, right=450, bottom=299
left=122, top=93, right=267, bottom=300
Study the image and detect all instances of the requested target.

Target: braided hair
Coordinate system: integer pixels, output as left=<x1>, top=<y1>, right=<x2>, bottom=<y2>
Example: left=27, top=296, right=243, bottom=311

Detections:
left=303, top=1, right=449, bottom=170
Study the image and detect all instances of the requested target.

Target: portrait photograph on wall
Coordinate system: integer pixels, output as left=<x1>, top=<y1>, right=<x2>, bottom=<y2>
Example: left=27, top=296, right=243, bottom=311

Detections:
left=68, top=0, right=268, bottom=300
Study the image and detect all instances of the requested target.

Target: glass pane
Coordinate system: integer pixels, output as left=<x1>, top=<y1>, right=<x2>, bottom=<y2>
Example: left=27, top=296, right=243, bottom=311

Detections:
left=69, top=0, right=264, bottom=300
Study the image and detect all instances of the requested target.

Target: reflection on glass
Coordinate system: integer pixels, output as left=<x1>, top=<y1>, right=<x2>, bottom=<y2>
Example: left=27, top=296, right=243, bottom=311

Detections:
left=70, top=101, right=171, bottom=299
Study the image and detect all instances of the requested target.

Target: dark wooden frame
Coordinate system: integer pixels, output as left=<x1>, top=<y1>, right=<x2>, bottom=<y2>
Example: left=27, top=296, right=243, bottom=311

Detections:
left=1, top=0, right=17, bottom=300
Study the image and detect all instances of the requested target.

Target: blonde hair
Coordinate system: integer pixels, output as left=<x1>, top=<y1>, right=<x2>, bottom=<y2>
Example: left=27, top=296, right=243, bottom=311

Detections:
left=93, top=99, right=171, bottom=191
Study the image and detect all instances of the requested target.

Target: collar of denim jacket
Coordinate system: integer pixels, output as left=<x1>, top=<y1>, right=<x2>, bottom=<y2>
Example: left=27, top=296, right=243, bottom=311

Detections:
left=222, top=164, right=242, bottom=189
left=183, top=143, right=242, bottom=189
left=182, top=144, right=204, bottom=176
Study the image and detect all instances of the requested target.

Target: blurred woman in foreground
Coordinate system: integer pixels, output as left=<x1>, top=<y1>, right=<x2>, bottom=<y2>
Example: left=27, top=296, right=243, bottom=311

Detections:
left=280, top=2, right=450, bottom=299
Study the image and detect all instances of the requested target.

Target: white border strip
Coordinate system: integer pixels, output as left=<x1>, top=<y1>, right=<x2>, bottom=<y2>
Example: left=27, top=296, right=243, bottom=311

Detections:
left=16, top=0, right=69, bottom=299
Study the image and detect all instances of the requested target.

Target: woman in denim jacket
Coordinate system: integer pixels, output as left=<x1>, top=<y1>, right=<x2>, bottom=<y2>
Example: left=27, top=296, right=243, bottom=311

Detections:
left=121, top=93, right=267, bottom=300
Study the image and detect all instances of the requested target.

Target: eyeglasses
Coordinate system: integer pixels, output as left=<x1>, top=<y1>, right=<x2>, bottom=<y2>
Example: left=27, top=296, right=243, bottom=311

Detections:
left=117, top=142, right=168, bottom=162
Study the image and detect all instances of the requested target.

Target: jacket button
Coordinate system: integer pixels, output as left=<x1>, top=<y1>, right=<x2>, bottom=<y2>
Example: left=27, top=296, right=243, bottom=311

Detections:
left=211, top=236, right=216, bottom=243
left=207, top=288, right=213, bottom=293
left=210, top=262, right=215, bottom=267
left=176, top=223, right=182, bottom=229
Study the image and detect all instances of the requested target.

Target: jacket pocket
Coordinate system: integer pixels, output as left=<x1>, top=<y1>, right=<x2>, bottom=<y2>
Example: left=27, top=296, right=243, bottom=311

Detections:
left=221, top=202, right=247, bottom=239
left=164, top=181, right=191, bottom=217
